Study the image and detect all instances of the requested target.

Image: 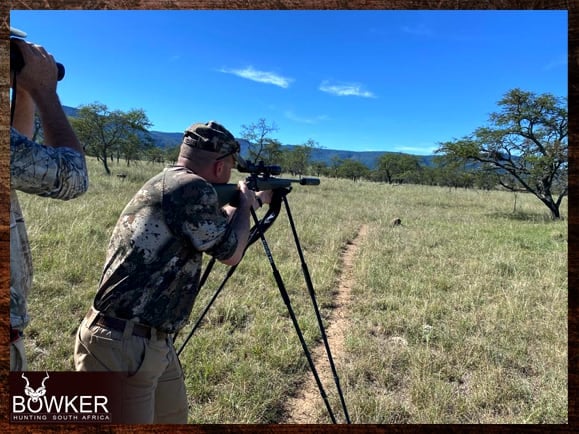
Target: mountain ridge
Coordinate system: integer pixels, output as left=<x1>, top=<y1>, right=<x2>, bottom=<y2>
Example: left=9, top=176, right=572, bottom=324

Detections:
left=63, top=105, right=436, bottom=168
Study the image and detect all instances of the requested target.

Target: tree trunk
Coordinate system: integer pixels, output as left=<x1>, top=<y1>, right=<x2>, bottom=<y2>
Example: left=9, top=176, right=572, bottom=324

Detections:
left=542, top=197, right=561, bottom=220
left=102, top=152, right=111, bottom=175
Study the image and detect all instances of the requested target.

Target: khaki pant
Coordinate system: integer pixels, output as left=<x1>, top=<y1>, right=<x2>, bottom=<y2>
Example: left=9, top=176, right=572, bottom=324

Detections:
left=10, top=337, right=27, bottom=371
left=74, top=308, right=188, bottom=424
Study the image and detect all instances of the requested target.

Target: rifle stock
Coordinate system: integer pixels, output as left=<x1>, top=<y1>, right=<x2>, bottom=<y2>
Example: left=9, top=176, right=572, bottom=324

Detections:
left=213, top=177, right=320, bottom=208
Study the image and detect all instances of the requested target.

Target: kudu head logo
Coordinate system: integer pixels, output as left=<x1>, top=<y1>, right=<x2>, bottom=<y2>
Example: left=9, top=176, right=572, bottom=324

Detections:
left=21, top=372, right=49, bottom=402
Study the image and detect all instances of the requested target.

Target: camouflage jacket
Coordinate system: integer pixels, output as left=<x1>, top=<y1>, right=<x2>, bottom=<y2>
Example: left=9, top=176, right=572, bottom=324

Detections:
left=93, top=166, right=238, bottom=334
left=10, top=127, right=89, bottom=331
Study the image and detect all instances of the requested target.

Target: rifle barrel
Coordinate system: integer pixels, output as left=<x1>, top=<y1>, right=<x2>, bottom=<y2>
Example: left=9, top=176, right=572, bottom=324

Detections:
left=299, top=178, right=320, bottom=186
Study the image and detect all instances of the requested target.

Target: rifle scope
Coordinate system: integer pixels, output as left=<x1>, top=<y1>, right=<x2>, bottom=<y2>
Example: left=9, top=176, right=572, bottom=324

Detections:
left=237, top=160, right=281, bottom=178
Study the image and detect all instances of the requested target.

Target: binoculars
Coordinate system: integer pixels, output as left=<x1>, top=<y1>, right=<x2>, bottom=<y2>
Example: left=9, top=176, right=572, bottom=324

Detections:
left=10, top=38, right=65, bottom=81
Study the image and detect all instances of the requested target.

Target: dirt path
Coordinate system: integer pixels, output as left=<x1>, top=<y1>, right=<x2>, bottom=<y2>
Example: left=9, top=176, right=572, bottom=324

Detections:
left=283, top=224, right=368, bottom=423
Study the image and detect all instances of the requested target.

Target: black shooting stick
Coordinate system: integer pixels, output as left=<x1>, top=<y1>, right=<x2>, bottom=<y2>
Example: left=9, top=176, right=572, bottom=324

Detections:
left=176, top=256, right=226, bottom=356
left=248, top=195, right=337, bottom=424
left=281, top=193, right=351, bottom=424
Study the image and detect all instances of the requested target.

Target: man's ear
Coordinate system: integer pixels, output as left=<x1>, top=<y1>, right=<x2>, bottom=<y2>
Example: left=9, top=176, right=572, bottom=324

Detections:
left=213, top=159, right=225, bottom=177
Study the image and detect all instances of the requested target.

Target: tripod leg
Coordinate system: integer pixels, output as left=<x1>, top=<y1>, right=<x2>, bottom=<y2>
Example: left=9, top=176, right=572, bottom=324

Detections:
left=281, top=195, right=351, bottom=423
left=177, top=204, right=280, bottom=357
left=250, top=207, right=337, bottom=423
left=177, top=261, right=238, bottom=356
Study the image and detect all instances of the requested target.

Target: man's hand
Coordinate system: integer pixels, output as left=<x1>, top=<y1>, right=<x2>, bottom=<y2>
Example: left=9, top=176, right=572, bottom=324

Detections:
left=237, top=181, right=257, bottom=210
left=11, top=39, right=59, bottom=99
left=256, top=190, right=273, bottom=205
left=10, top=39, right=84, bottom=156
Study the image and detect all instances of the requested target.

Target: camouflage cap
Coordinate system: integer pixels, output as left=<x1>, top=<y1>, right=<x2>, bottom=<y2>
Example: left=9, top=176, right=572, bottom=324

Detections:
left=182, top=121, right=240, bottom=159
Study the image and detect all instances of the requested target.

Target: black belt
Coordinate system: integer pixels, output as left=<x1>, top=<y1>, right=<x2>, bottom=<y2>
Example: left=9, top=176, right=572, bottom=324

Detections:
left=89, top=309, right=169, bottom=339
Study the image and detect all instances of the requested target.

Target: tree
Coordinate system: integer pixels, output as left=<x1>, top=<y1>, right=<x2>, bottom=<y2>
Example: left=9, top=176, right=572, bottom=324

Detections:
left=329, top=156, right=342, bottom=178
left=70, top=102, right=152, bottom=174
left=239, top=118, right=279, bottom=163
left=261, top=138, right=284, bottom=165
left=145, top=147, right=166, bottom=165
left=164, top=145, right=181, bottom=165
left=312, top=161, right=327, bottom=177
left=376, top=153, right=421, bottom=184
left=284, top=139, right=317, bottom=176
left=436, top=89, right=567, bottom=219
left=337, top=159, right=369, bottom=182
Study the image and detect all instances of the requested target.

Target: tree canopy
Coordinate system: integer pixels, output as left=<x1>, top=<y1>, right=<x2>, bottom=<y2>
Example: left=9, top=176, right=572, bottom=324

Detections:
left=376, top=153, right=421, bottom=184
left=70, top=102, right=152, bottom=175
left=436, top=89, right=567, bottom=219
left=240, top=118, right=279, bottom=164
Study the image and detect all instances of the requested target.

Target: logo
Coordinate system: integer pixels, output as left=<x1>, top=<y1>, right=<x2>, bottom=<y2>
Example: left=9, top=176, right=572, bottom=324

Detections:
left=10, top=372, right=122, bottom=424
left=22, top=372, right=50, bottom=403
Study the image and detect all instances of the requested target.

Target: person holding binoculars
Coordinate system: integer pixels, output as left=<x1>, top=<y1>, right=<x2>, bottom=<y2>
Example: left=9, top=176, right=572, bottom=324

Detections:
left=9, top=26, right=89, bottom=371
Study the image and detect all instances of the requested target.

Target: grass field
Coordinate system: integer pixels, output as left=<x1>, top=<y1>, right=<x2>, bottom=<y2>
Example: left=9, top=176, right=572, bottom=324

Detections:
left=18, top=157, right=567, bottom=424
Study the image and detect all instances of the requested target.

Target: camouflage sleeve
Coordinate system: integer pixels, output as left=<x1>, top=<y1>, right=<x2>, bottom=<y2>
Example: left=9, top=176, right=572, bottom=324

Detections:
left=10, top=127, right=89, bottom=200
left=182, top=182, right=238, bottom=261
left=165, top=172, right=237, bottom=261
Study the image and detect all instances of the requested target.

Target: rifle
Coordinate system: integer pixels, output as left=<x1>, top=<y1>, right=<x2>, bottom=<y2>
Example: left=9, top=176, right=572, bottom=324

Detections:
left=213, top=160, right=320, bottom=207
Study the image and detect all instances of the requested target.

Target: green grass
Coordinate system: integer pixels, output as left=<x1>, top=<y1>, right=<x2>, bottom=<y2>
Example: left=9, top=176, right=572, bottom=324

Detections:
left=18, top=157, right=567, bottom=424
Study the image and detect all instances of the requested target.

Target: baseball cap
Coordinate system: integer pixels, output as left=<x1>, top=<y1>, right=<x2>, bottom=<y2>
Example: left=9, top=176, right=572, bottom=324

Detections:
left=10, top=27, right=27, bottom=38
left=182, top=121, right=240, bottom=161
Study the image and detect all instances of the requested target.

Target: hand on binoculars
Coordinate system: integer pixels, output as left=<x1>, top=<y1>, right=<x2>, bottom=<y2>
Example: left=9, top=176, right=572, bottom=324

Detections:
left=11, top=39, right=59, bottom=97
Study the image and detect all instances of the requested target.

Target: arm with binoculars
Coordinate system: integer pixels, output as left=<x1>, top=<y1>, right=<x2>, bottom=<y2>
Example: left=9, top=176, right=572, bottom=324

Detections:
left=10, top=33, right=88, bottom=201
left=213, top=161, right=320, bottom=208
left=10, top=38, right=82, bottom=155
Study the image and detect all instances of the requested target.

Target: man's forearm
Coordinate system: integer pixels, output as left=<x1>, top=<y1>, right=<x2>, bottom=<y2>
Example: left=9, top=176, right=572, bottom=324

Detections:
left=232, top=204, right=251, bottom=251
left=35, top=92, right=84, bottom=155
left=11, top=89, right=35, bottom=138
left=221, top=204, right=251, bottom=266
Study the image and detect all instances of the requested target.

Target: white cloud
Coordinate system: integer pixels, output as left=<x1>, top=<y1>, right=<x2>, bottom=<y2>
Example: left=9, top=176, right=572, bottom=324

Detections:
left=284, top=110, right=330, bottom=124
left=401, top=24, right=433, bottom=37
left=219, top=66, right=292, bottom=88
left=319, top=81, right=376, bottom=98
left=394, top=144, right=438, bottom=155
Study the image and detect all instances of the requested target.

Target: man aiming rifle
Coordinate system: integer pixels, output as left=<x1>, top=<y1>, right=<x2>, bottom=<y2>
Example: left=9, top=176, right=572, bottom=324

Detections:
left=74, top=121, right=271, bottom=424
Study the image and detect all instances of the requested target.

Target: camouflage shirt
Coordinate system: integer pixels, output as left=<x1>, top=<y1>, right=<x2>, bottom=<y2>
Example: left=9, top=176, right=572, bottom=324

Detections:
left=93, top=166, right=238, bottom=333
left=10, top=127, right=89, bottom=330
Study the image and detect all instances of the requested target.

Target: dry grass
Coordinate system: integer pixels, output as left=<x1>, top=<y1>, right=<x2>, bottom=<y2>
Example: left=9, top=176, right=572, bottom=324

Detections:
left=19, top=157, right=567, bottom=424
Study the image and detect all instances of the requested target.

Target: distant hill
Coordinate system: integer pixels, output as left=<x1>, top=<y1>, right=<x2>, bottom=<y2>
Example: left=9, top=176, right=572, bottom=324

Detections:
left=146, top=133, right=437, bottom=169
left=63, top=105, right=436, bottom=169
left=63, top=105, right=80, bottom=117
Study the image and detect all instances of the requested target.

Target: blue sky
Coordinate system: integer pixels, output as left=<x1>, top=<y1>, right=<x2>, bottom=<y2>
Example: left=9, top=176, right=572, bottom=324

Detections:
left=10, top=9, right=567, bottom=155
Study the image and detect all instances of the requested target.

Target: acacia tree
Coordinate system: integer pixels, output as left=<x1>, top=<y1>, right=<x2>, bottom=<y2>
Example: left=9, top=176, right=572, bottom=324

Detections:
left=436, top=88, right=567, bottom=219
left=239, top=118, right=279, bottom=163
left=70, top=102, right=152, bottom=174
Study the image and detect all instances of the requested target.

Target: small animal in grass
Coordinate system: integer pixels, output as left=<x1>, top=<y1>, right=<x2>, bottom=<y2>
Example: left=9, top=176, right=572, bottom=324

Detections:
left=391, top=218, right=402, bottom=227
